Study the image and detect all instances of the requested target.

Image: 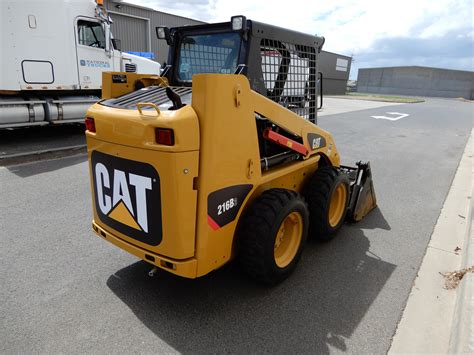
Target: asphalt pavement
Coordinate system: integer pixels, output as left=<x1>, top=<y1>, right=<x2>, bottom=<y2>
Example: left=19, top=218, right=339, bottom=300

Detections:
left=0, top=98, right=472, bottom=353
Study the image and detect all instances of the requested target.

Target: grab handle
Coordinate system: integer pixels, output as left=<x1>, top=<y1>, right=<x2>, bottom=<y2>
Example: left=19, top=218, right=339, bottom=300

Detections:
left=136, top=102, right=160, bottom=117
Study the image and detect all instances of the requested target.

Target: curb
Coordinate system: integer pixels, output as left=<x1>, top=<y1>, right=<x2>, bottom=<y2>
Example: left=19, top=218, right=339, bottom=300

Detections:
left=0, top=144, right=87, bottom=166
left=448, top=141, right=473, bottom=354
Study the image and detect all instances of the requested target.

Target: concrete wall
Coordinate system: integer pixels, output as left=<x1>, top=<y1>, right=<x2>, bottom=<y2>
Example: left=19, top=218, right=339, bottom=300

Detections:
left=357, top=66, right=474, bottom=99
left=319, top=51, right=352, bottom=95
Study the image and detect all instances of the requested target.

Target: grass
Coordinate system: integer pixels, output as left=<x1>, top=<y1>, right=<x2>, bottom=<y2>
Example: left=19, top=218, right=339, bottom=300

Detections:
left=334, top=92, right=425, bottom=103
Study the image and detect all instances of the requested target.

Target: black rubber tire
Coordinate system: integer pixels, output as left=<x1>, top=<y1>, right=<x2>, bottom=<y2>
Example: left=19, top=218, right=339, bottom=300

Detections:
left=237, top=189, right=309, bottom=285
left=304, top=166, right=349, bottom=242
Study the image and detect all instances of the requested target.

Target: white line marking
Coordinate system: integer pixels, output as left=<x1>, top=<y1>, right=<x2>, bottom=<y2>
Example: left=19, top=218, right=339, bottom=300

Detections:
left=371, top=112, right=410, bottom=121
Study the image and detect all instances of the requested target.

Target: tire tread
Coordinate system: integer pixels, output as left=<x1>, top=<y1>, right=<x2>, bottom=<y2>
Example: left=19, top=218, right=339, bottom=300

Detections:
left=304, top=166, right=349, bottom=241
left=238, top=189, right=308, bottom=284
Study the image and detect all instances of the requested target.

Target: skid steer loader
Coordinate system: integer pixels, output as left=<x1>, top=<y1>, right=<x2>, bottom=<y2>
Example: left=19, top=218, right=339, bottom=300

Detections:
left=85, top=16, right=377, bottom=284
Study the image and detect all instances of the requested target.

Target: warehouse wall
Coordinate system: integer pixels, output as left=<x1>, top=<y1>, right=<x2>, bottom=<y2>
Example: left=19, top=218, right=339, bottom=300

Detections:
left=319, top=51, right=352, bottom=95
left=357, top=66, right=474, bottom=99
left=104, top=0, right=204, bottom=64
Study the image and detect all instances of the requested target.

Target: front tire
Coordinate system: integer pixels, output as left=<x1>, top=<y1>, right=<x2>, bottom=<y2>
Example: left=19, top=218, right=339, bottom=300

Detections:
left=237, top=189, right=309, bottom=285
left=304, top=166, right=349, bottom=241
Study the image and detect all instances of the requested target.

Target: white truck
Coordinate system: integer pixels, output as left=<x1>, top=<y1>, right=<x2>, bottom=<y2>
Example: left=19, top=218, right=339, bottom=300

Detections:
left=261, top=49, right=310, bottom=108
left=0, top=0, right=161, bottom=128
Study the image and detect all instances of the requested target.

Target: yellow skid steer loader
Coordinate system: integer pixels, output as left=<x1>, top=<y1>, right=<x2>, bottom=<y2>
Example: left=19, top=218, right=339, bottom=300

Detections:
left=85, top=16, right=377, bottom=284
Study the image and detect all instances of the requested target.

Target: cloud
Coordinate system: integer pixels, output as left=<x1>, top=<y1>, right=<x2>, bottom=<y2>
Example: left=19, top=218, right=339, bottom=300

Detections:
left=130, top=0, right=214, bottom=20
left=351, top=28, right=474, bottom=78
left=127, top=0, right=474, bottom=78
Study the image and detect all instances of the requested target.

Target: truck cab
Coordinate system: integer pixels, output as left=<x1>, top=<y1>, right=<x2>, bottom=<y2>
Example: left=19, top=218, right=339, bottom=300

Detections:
left=0, top=0, right=161, bottom=128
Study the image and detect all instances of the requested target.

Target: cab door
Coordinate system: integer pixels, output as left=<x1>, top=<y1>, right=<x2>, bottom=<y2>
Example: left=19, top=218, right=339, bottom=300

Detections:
left=75, top=17, right=116, bottom=90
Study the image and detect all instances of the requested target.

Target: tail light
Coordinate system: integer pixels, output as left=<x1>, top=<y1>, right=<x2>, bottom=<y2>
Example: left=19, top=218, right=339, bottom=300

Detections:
left=85, top=117, right=96, bottom=132
left=155, top=128, right=174, bottom=146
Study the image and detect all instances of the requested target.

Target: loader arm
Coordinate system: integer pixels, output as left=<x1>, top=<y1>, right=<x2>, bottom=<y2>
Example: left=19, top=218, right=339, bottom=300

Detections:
left=251, top=85, right=376, bottom=222
left=250, top=90, right=340, bottom=166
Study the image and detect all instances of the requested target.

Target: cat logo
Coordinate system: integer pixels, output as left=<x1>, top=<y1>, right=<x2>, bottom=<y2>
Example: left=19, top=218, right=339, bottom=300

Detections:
left=312, top=137, right=321, bottom=150
left=95, top=163, right=151, bottom=232
left=307, top=133, right=327, bottom=151
left=91, top=151, right=163, bottom=246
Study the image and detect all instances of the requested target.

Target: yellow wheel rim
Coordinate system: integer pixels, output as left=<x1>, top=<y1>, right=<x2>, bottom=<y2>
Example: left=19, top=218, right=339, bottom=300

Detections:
left=328, top=183, right=347, bottom=227
left=274, top=212, right=303, bottom=268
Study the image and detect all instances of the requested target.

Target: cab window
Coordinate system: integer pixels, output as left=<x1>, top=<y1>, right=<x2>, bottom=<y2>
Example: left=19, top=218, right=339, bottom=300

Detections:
left=77, top=20, right=105, bottom=49
left=177, top=32, right=241, bottom=81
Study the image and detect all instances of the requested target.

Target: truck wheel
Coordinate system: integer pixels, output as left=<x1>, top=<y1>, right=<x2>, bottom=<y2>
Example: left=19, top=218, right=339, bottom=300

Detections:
left=237, top=189, right=309, bottom=284
left=305, top=166, right=349, bottom=241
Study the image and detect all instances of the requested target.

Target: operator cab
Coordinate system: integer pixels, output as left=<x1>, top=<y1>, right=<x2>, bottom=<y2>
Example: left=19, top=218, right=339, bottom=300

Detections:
left=156, top=16, right=324, bottom=123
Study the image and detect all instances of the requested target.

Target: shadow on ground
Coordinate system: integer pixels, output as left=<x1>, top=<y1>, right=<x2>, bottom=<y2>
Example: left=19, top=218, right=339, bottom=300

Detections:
left=0, top=124, right=85, bottom=153
left=106, top=208, right=394, bottom=353
left=6, top=154, right=87, bottom=178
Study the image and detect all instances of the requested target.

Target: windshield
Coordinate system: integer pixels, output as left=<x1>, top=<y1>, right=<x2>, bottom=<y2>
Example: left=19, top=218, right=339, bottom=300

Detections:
left=177, top=32, right=241, bottom=81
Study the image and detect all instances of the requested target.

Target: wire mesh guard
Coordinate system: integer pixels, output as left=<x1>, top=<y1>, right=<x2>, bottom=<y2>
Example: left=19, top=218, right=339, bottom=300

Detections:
left=260, top=39, right=317, bottom=121
left=175, top=34, right=318, bottom=122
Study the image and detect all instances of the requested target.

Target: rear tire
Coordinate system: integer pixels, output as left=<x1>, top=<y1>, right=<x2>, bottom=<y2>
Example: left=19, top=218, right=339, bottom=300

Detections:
left=237, top=189, right=309, bottom=285
left=304, top=166, right=349, bottom=241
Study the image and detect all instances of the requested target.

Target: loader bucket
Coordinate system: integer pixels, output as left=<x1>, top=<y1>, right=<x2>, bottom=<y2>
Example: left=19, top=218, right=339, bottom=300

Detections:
left=340, top=162, right=377, bottom=222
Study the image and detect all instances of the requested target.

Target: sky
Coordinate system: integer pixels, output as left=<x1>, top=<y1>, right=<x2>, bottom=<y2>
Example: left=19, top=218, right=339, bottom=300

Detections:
left=128, top=0, right=473, bottom=79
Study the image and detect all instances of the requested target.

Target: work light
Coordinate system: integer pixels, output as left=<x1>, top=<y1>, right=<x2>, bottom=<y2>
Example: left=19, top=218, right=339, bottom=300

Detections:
left=231, top=16, right=247, bottom=31
left=156, top=26, right=170, bottom=40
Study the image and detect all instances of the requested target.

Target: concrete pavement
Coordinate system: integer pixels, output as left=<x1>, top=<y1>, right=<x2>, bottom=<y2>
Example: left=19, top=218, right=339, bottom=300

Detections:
left=319, top=97, right=402, bottom=117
